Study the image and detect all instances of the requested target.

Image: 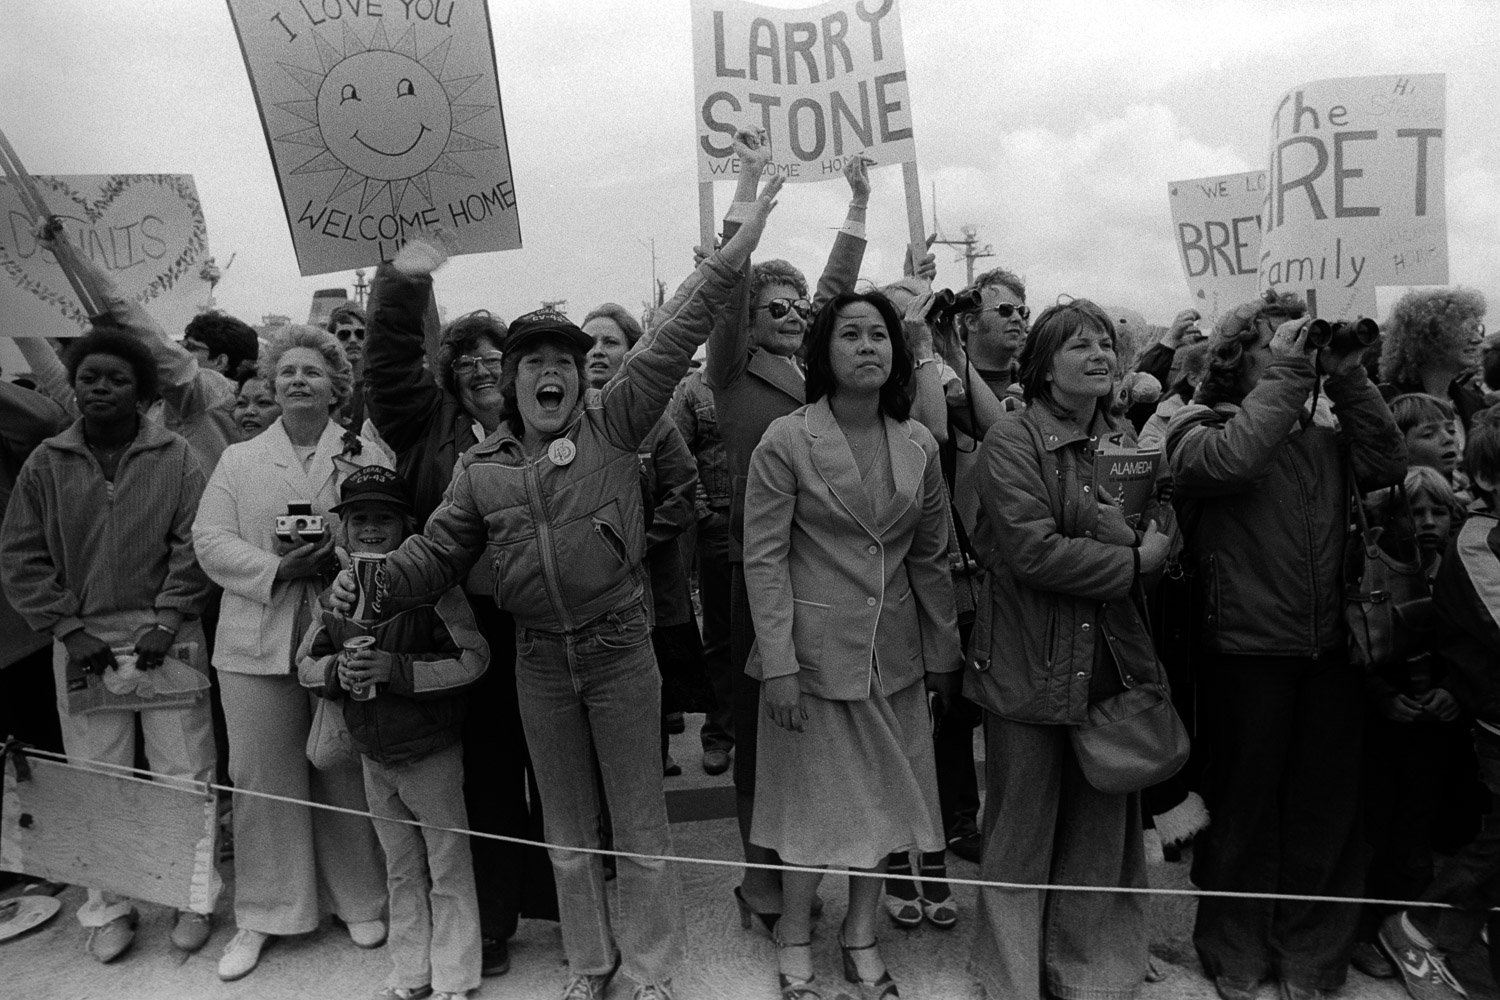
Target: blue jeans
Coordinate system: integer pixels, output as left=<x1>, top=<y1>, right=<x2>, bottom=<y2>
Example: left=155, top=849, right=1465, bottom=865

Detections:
left=969, top=714, right=1148, bottom=1000
left=515, top=604, right=684, bottom=987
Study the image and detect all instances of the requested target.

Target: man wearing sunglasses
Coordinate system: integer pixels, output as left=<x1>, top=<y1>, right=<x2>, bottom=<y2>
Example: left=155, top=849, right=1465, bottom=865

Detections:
left=957, top=268, right=1031, bottom=404
left=327, top=303, right=370, bottom=431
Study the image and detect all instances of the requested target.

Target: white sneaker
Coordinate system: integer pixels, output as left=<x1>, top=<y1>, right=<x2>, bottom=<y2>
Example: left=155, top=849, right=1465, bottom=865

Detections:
left=348, top=918, right=388, bottom=948
left=218, top=928, right=271, bottom=981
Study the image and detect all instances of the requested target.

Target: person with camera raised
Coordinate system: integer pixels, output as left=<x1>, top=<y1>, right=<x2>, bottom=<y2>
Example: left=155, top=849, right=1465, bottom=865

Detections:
left=191, top=325, right=392, bottom=982
left=1164, top=292, right=1406, bottom=1000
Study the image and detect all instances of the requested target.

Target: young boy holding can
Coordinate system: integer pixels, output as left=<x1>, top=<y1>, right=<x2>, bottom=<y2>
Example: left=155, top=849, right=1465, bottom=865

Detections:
left=297, top=466, right=488, bottom=1000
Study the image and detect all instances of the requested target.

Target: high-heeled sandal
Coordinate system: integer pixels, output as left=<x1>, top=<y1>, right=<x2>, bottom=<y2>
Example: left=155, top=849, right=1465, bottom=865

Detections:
left=775, top=933, right=822, bottom=1000
left=734, top=885, right=780, bottom=935
left=918, top=862, right=957, bottom=930
left=839, top=930, right=899, bottom=1000
left=882, top=892, right=923, bottom=929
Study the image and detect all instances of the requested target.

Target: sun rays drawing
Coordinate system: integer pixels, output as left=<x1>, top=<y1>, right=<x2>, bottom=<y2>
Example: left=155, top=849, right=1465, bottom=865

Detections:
left=272, top=20, right=498, bottom=217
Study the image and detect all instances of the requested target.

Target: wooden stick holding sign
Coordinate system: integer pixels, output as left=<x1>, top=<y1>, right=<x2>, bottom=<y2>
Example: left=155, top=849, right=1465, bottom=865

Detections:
left=0, top=128, right=103, bottom=317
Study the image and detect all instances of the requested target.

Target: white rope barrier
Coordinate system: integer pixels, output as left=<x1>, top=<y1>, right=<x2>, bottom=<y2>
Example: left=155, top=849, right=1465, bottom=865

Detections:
left=2, top=743, right=1482, bottom=911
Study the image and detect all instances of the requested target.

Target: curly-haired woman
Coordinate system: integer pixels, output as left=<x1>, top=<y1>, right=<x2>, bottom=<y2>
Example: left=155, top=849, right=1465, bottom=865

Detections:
left=1166, top=293, right=1407, bottom=1000
left=1379, top=287, right=1488, bottom=430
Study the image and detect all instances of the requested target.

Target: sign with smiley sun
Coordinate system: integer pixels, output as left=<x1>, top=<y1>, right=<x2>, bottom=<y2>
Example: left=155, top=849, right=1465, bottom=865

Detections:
left=227, top=0, right=521, bottom=276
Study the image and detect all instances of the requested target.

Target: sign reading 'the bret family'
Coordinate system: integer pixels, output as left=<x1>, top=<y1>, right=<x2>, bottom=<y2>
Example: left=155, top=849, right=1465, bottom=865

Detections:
left=692, top=0, right=916, bottom=184
left=226, top=0, right=521, bottom=275
left=1258, top=73, right=1447, bottom=319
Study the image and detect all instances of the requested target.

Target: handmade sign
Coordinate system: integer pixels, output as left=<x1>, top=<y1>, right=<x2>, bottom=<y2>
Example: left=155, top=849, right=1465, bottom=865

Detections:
left=0, top=174, right=211, bottom=337
left=2, top=752, right=220, bottom=914
left=226, top=0, right=521, bottom=275
left=1258, top=73, right=1447, bottom=319
left=691, top=0, right=916, bottom=184
left=1168, top=170, right=1265, bottom=327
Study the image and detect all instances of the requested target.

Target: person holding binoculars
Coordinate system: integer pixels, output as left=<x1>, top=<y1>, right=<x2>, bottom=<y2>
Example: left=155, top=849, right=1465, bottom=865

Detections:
left=1164, top=292, right=1407, bottom=1000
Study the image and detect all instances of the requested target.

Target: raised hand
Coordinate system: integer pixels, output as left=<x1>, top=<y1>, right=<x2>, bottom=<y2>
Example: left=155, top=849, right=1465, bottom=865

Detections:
left=844, top=153, right=875, bottom=204
left=1163, top=308, right=1203, bottom=348
left=733, top=127, right=773, bottom=172
left=722, top=174, right=784, bottom=266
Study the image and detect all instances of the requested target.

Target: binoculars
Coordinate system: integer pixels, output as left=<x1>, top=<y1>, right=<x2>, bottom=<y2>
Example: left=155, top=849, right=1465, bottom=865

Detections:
left=926, top=288, right=983, bottom=324
left=1306, top=317, right=1380, bottom=353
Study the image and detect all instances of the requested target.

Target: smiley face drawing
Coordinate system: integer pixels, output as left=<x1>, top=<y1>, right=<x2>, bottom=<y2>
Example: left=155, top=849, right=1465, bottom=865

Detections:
left=318, top=50, right=451, bottom=182
left=273, top=22, right=499, bottom=214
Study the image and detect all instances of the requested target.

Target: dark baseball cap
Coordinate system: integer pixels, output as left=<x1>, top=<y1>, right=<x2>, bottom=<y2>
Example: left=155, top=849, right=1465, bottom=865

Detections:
left=504, top=308, right=592, bottom=357
left=331, top=466, right=412, bottom=515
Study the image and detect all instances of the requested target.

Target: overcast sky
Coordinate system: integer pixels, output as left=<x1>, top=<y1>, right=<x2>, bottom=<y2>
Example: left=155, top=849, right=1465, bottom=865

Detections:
left=4, top=0, right=1498, bottom=332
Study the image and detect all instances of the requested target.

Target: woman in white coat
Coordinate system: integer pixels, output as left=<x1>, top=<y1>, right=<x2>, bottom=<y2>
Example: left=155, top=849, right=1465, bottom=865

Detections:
left=743, top=290, right=961, bottom=1000
left=192, top=325, right=391, bottom=981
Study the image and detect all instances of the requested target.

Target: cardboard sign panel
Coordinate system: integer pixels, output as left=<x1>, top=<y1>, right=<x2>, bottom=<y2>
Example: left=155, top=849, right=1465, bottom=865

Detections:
left=692, top=0, right=916, bottom=184
left=1167, top=170, right=1265, bottom=327
left=2, top=755, right=220, bottom=915
left=0, top=174, right=211, bottom=338
left=227, top=0, right=521, bottom=275
left=1258, top=73, right=1447, bottom=319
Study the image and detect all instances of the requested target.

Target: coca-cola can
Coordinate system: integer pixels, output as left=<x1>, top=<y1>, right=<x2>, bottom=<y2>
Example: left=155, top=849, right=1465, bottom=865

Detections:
left=349, top=552, right=388, bottom=626
left=344, top=634, right=378, bottom=701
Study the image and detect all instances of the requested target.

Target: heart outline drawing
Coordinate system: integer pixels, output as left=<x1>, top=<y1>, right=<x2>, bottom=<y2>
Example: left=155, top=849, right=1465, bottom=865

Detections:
left=0, top=174, right=208, bottom=328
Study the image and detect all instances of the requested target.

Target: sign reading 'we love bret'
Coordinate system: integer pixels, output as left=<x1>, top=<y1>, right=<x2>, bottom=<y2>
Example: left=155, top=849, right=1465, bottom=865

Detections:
left=0, top=174, right=212, bottom=339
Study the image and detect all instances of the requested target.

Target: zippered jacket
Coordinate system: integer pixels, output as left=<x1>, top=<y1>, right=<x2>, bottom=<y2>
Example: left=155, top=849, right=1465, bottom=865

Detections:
left=381, top=251, right=741, bottom=632
left=963, top=403, right=1160, bottom=724
left=1165, top=358, right=1406, bottom=657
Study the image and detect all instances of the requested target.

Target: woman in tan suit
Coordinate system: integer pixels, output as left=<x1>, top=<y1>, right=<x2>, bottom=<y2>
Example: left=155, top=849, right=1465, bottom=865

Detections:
left=743, top=290, right=962, bottom=1000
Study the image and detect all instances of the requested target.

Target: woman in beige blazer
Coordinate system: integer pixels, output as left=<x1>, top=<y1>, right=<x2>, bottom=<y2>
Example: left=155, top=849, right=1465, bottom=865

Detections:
left=743, top=290, right=961, bottom=1000
left=192, top=326, right=391, bottom=981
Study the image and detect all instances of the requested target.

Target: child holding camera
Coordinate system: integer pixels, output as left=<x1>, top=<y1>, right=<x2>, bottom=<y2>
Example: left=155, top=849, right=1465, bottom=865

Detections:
left=297, top=466, right=488, bottom=1000
left=1380, top=406, right=1500, bottom=1000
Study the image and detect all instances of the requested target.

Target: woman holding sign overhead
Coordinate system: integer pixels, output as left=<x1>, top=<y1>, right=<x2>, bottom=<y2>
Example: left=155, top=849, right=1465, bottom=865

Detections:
left=963, top=298, right=1171, bottom=1000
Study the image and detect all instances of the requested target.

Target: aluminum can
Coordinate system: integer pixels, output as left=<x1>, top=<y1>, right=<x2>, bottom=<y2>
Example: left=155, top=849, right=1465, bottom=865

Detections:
left=343, top=634, right=378, bottom=701
left=349, top=552, right=388, bottom=626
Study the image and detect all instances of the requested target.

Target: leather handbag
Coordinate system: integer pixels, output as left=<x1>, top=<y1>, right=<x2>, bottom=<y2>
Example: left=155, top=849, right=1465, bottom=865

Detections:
left=1070, top=621, right=1191, bottom=795
left=1344, top=475, right=1430, bottom=671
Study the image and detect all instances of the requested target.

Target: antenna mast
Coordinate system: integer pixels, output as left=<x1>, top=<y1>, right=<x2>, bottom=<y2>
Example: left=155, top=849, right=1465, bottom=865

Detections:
left=929, top=183, right=994, bottom=286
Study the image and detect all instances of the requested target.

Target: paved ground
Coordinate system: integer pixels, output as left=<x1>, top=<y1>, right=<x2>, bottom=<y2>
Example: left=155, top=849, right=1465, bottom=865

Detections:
left=3, top=717, right=1492, bottom=1000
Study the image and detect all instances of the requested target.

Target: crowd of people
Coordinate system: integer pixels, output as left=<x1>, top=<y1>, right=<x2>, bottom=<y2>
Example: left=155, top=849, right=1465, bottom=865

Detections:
left=1, top=124, right=1499, bottom=1000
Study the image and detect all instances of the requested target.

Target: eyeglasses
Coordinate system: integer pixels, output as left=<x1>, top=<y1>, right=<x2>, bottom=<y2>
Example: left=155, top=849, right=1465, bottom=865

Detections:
left=978, top=303, right=1031, bottom=321
left=451, top=353, right=504, bottom=377
left=335, top=327, right=366, bottom=342
left=754, top=298, right=813, bottom=321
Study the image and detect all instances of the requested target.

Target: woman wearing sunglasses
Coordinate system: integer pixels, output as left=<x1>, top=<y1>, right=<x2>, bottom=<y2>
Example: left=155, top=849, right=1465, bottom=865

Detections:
left=705, top=126, right=875, bottom=935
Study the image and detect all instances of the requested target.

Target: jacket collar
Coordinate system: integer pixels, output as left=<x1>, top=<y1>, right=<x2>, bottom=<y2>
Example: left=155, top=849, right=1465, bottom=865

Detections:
left=1026, top=401, right=1118, bottom=453
left=261, top=416, right=353, bottom=494
left=746, top=348, right=807, bottom=405
left=46, top=415, right=176, bottom=458
left=803, top=398, right=925, bottom=536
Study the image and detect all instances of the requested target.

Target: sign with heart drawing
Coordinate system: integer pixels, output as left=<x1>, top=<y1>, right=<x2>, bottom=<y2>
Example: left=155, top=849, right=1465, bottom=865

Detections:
left=0, top=173, right=212, bottom=339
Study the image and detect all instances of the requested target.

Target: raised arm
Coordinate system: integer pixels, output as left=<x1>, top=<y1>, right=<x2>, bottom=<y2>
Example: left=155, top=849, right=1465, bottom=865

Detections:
left=13, top=338, right=75, bottom=417
left=364, top=260, right=445, bottom=456
left=704, top=129, right=773, bottom=392
left=599, top=176, right=783, bottom=451
left=1165, top=318, right=1319, bottom=496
